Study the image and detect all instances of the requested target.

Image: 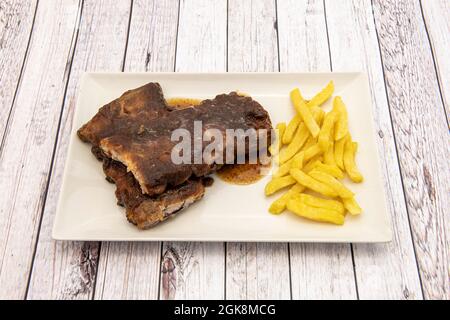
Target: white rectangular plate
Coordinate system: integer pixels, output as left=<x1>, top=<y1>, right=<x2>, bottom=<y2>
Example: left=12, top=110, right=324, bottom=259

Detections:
left=53, top=72, right=392, bottom=242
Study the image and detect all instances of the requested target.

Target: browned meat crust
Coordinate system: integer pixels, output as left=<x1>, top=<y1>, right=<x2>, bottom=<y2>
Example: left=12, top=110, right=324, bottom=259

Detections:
left=102, top=157, right=205, bottom=229
left=99, top=92, right=272, bottom=196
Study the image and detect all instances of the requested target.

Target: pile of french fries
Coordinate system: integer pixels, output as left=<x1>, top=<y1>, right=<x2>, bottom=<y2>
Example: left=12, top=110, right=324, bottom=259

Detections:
left=265, top=81, right=363, bottom=225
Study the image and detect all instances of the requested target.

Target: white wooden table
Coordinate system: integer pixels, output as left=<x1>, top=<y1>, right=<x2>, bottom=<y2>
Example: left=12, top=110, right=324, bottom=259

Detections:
left=0, top=0, right=448, bottom=300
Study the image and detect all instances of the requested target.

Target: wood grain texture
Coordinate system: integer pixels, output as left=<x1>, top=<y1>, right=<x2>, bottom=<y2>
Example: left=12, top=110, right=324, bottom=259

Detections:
left=226, top=0, right=290, bottom=300
left=94, top=0, right=179, bottom=300
left=325, top=0, right=423, bottom=300
left=0, top=0, right=81, bottom=299
left=26, top=0, right=131, bottom=300
left=420, top=0, right=450, bottom=121
left=373, top=0, right=450, bottom=300
left=0, top=0, right=37, bottom=141
left=159, top=0, right=227, bottom=300
left=277, top=0, right=357, bottom=300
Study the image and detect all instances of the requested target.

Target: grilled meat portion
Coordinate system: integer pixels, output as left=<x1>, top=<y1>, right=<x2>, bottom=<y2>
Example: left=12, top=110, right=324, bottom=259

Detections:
left=99, top=92, right=272, bottom=196
left=102, top=157, right=206, bottom=229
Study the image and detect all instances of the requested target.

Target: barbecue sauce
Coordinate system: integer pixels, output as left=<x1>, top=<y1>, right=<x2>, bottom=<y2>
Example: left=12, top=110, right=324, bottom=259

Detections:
left=217, top=162, right=271, bottom=185
left=167, top=97, right=271, bottom=185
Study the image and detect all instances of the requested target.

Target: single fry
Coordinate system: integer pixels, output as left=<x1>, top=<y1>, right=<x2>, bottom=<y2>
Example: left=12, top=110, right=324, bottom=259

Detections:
left=291, top=88, right=320, bottom=137
left=278, top=123, right=309, bottom=164
left=309, top=170, right=354, bottom=199
left=304, top=144, right=323, bottom=162
left=318, top=111, right=336, bottom=151
left=290, top=169, right=338, bottom=198
left=333, top=97, right=349, bottom=141
left=283, top=115, right=301, bottom=144
left=273, top=152, right=303, bottom=178
left=323, top=139, right=337, bottom=167
left=313, top=161, right=344, bottom=179
left=297, top=193, right=345, bottom=214
left=287, top=199, right=344, bottom=225
left=291, top=152, right=304, bottom=170
left=277, top=122, right=287, bottom=143
left=343, top=139, right=364, bottom=183
left=269, top=184, right=305, bottom=214
left=342, top=197, right=362, bottom=215
left=269, top=122, right=286, bottom=156
left=265, top=175, right=297, bottom=196
left=334, top=134, right=348, bottom=170
left=307, top=81, right=335, bottom=108
left=303, top=156, right=322, bottom=173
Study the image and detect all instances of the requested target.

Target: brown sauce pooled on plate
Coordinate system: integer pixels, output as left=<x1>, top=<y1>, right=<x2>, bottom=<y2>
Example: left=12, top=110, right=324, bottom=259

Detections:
left=217, top=162, right=271, bottom=185
left=167, top=97, right=202, bottom=109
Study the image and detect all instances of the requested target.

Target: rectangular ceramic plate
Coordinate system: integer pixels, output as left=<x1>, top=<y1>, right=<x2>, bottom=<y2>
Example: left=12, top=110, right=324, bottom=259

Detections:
left=53, top=72, right=392, bottom=242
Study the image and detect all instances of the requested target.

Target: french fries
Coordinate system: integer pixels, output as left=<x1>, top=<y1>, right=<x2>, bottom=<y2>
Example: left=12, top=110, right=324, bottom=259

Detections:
left=342, top=197, right=362, bottom=215
left=265, top=82, right=364, bottom=225
left=313, top=161, right=344, bottom=179
left=333, top=97, right=349, bottom=141
left=309, top=170, right=354, bottom=199
left=334, top=134, right=347, bottom=170
left=283, top=115, right=301, bottom=144
left=269, top=184, right=305, bottom=214
left=287, top=199, right=344, bottom=225
left=269, top=122, right=287, bottom=156
left=307, top=81, right=334, bottom=108
left=296, top=193, right=345, bottom=214
left=318, top=111, right=336, bottom=151
left=265, top=175, right=297, bottom=196
left=290, top=169, right=338, bottom=198
left=343, top=140, right=363, bottom=183
left=278, top=123, right=309, bottom=164
left=291, top=88, right=320, bottom=137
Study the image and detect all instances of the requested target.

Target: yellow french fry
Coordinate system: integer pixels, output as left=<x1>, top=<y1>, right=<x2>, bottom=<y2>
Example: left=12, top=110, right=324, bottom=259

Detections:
left=304, top=144, right=323, bottom=162
left=309, top=170, right=354, bottom=199
left=333, top=97, right=349, bottom=141
left=278, top=123, right=309, bottom=164
left=324, top=139, right=337, bottom=167
left=342, top=197, right=362, bottom=215
left=277, top=122, right=287, bottom=142
left=287, top=199, right=344, bottom=225
left=269, top=184, right=305, bottom=214
left=290, top=169, right=338, bottom=198
left=313, top=161, right=344, bottom=180
left=273, top=152, right=304, bottom=178
left=297, top=193, right=345, bottom=214
left=291, top=152, right=304, bottom=170
left=268, top=122, right=287, bottom=156
left=343, top=139, right=364, bottom=183
left=291, top=88, right=320, bottom=138
left=307, top=81, right=335, bottom=108
left=282, top=115, right=301, bottom=144
left=303, top=156, right=322, bottom=173
left=334, top=134, right=348, bottom=170
left=265, top=175, right=297, bottom=196
left=318, top=111, right=336, bottom=151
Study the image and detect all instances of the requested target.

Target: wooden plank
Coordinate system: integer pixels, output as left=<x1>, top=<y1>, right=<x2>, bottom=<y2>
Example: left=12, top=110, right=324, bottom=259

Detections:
left=225, top=0, right=290, bottom=300
left=420, top=0, right=450, bottom=120
left=325, top=0, right=423, bottom=300
left=159, top=0, right=227, bottom=300
left=94, top=0, right=179, bottom=300
left=26, top=0, right=131, bottom=300
left=0, top=0, right=81, bottom=299
left=0, top=0, right=37, bottom=140
left=373, top=0, right=450, bottom=300
left=277, top=0, right=357, bottom=300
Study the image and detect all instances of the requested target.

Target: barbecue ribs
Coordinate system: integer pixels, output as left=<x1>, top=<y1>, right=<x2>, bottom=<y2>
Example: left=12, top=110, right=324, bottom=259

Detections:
left=78, top=82, right=272, bottom=229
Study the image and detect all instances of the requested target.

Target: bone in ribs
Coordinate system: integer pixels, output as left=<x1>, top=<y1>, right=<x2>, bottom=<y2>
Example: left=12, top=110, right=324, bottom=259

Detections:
left=78, top=82, right=272, bottom=229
